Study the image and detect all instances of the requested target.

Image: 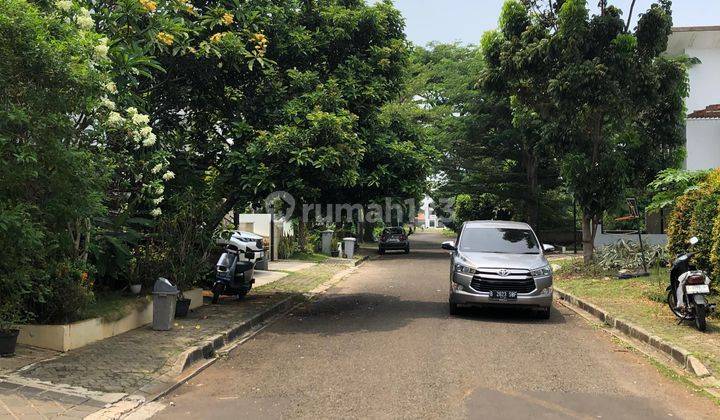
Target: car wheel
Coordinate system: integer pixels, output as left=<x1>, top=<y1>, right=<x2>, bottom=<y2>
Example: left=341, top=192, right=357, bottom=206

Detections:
left=404, top=246, right=410, bottom=254
left=378, top=247, right=385, bottom=255
left=536, top=307, right=551, bottom=320
left=449, top=301, right=460, bottom=316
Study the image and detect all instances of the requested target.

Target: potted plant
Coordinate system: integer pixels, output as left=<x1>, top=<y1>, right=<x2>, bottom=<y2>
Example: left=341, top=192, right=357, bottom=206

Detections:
left=0, top=302, right=20, bottom=358
left=127, top=258, right=142, bottom=295
left=175, top=290, right=192, bottom=318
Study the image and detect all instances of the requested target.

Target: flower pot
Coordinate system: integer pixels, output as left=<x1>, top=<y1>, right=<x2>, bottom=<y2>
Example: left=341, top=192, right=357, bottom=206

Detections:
left=130, top=284, right=142, bottom=295
left=0, top=329, right=19, bottom=357
left=331, top=251, right=340, bottom=257
left=175, top=298, right=191, bottom=318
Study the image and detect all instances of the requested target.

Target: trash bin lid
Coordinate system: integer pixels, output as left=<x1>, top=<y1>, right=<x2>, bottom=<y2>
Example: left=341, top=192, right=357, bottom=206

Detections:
left=153, top=277, right=179, bottom=294
left=343, top=237, right=356, bottom=242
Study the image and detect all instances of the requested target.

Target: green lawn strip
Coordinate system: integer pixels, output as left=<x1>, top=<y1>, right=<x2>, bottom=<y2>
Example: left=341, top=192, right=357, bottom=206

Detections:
left=255, top=261, right=351, bottom=295
left=81, top=292, right=151, bottom=323
left=287, top=252, right=330, bottom=263
left=555, top=267, right=720, bottom=375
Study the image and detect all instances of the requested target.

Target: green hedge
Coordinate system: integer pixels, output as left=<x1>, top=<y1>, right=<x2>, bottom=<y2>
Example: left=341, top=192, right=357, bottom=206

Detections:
left=666, top=169, right=720, bottom=277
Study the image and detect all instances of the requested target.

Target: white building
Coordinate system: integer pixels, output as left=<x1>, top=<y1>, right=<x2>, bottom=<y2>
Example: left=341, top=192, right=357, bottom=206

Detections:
left=417, top=195, right=442, bottom=228
left=666, top=26, right=720, bottom=170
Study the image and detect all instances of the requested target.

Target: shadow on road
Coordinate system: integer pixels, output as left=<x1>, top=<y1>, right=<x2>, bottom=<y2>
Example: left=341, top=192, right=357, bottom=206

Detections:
left=256, top=291, right=566, bottom=340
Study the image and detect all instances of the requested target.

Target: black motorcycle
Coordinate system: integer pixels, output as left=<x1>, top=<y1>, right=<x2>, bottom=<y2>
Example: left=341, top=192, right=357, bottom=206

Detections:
left=212, top=244, right=256, bottom=304
left=667, top=237, right=716, bottom=331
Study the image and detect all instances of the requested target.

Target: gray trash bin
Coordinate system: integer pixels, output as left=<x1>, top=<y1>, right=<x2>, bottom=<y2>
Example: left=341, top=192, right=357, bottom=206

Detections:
left=343, top=237, right=356, bottom=259
left=152, top=278, right=179, bottom=331
left=321, top=230, right=334, bottom=255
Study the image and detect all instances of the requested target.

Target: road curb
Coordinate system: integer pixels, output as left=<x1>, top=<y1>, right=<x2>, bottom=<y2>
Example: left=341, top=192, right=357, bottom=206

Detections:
left=555, top=287, right=714, bottom=379
left=112, top=261, right=364, bottom=419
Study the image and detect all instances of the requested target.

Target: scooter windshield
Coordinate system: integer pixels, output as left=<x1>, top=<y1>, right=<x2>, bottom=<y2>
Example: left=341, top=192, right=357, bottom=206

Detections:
left=216, top=252, right=236, bottom=269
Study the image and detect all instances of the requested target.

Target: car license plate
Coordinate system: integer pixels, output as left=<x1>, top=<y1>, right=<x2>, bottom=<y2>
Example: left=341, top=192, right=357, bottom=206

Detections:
left=489, top=290, right=518, bottom=300
left=686, top=284, right=710, bottom=294
left=388, top=238, right=399, bottom=242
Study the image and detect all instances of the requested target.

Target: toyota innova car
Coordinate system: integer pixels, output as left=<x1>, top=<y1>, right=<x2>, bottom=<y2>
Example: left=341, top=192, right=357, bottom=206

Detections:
left=442, top=221, right=555, bottom=318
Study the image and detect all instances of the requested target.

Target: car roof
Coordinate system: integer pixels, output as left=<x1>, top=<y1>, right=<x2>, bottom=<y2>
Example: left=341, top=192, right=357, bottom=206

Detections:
left=463, top=220, right=533, bottom=230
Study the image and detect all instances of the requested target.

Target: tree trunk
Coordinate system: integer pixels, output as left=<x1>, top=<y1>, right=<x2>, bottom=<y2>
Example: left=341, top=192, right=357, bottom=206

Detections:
left=581, top=213, right=600, bottom=264
left=522, top=150, right=540, bottom=230
left=297, top=218, right=308, bottom=253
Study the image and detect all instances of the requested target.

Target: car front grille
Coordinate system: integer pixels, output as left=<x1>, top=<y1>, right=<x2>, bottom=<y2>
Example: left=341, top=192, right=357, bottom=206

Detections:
left=470, top=269, right=536, bottom=294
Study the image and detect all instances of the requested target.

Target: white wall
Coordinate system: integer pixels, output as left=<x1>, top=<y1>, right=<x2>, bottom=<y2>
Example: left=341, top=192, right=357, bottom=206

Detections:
left=686, top=119, right=720, bottom=170
left=595, top=228, right=668, bottom=249
left=686, top=48, right=720, bottom=113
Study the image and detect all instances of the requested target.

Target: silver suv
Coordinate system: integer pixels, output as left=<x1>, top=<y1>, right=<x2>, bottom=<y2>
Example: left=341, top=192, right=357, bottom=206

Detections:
left=442, top=221, right=555, bottom=319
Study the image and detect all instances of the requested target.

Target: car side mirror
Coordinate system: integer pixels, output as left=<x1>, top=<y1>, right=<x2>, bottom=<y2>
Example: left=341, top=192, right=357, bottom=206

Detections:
left=690, top=236, right=699, bottom=246
left=441, top=241, right=456, bottom=251
left=542, top=244, right=556, bottom=253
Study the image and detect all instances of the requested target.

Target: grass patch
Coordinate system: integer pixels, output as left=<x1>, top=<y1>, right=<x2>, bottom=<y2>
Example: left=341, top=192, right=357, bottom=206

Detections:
left=286, top=251, right=330, bottom=263
left=441, top=229, right=457, bottom=238
left=255, top=260, right=351, bottom=294
left=555, top=261, right=720, bottom=376
left=82, top=292, right=151, bottom=323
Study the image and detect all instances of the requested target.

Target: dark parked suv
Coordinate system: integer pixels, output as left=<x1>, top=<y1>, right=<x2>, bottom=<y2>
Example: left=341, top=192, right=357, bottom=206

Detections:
left=378, top=227, right=410, bottom=254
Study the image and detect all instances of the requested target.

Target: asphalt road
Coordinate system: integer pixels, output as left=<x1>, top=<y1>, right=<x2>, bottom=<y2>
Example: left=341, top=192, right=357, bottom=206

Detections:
left=154, top=232, right=718, bottom=419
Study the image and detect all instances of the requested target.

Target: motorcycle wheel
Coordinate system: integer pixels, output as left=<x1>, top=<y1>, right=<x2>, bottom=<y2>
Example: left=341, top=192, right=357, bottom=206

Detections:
left=667, top=291, right=693, bottom=321
left=695, top=304, right=707, bottom=332
left=237, top=285, right=252, bottom=300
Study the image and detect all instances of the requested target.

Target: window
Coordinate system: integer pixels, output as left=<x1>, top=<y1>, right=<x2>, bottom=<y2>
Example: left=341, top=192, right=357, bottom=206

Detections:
left=458, top=228, right=540, bottom=254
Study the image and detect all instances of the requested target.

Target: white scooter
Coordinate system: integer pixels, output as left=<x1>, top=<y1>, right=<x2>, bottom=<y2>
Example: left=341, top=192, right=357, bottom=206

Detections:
left=668, top=237, right=716, bottom=331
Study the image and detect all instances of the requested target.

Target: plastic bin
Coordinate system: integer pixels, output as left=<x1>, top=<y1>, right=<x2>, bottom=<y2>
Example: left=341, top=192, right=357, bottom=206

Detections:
left=152, top=277, right=179, bottom=331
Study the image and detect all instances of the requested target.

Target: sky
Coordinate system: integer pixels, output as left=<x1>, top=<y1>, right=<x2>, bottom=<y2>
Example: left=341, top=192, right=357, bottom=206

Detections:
left=373, top=0, right=720, bottom=46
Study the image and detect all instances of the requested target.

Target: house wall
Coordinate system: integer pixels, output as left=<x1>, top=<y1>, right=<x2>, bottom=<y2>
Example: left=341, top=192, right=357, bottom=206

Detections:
left=686, top=119, right=720, bottom=170
left=685, top=48, right=720, bottom=113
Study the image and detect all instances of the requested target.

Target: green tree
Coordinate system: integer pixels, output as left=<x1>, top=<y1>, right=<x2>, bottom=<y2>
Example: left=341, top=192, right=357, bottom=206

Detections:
left=1, top=0, right=107, bottom=321
left=486, top=0, right=687, bottom=262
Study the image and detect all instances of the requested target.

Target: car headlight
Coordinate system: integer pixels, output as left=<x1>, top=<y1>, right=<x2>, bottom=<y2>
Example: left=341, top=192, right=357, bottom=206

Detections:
left=455, top=263, right=476, bottom=275
left=530, top=265, right=552, bottom=278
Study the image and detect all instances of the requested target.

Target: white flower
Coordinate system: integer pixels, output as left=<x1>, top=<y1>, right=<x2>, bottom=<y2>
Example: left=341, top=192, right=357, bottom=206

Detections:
left=76, top=8, right=94, bottom=30
left=162, top=171, right=175, bottom=181
left=153, top=197, right=164, bottom=205
left=126, top=107, right=138, bottom=116
left=151, top=163, right=163, bottom=174
left=155, top=185, right=165, bottom=195
left=98, top=37, right=108, bottom=46
left=131, top=113, right=150, bottom=125
left=104, top=81, right=117, bottom=93
left=150, top=208, right=162, bottom=217
left=55, top=0, right=72, bottom=11
left=139, top=126, right=153, bottom=137
left=107, top=111, right=124, bottom=126
left=94, top=44, right=109, bottom=60
left=142, top=132, right=157, bottom=146
left=226, top=138, right=234, bottom=146
left=100, top=97, right=115, bottom=110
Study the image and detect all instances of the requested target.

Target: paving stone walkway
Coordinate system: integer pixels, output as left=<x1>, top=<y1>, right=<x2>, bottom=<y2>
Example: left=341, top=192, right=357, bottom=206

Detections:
left=0, top=259, right=353, bottom=419
left=16, top=293, right=288, bottom=394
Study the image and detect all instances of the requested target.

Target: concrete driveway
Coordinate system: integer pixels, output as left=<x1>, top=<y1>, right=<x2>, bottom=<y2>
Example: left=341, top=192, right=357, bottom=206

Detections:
left=153, top=231, right=718, bottom=419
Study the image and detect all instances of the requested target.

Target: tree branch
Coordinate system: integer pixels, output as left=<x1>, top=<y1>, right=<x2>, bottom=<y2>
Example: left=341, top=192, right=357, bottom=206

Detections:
left=625, top=0, right=637, bottom=32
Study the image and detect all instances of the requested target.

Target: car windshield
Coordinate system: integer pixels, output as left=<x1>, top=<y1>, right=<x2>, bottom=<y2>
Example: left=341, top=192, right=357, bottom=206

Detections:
left=458, top=228, right=540, bottom=254
left=383, top=228, right=404, bottom=235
